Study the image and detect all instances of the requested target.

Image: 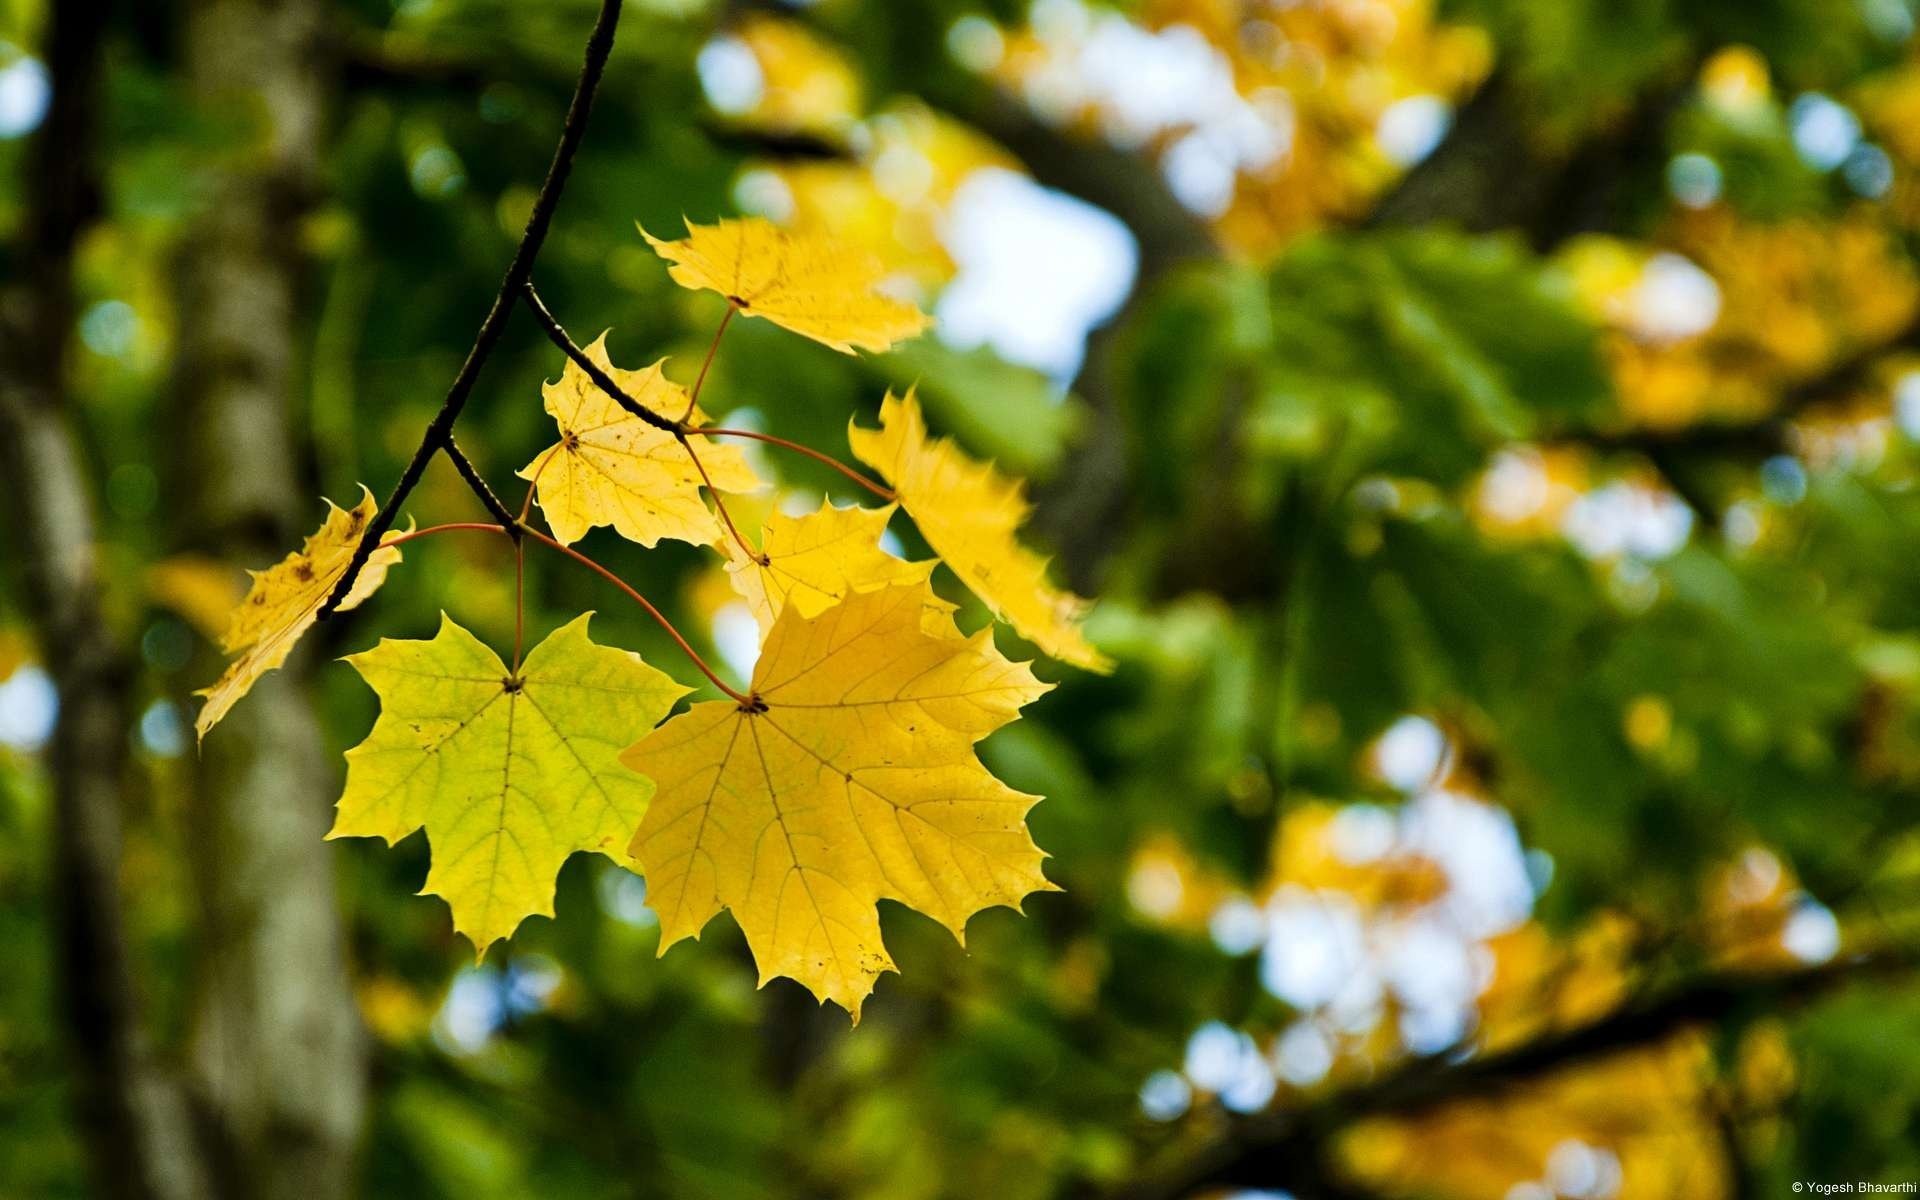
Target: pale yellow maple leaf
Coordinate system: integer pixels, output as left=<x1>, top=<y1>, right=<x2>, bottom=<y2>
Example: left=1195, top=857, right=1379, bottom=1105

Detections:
left=331, top=613, right=688, bottom=955
left=641, top=215, right=933, bottom=354
left=518, top=333, right=760, bottom=548
left=196, top=487, right=404, bottom=740
left=848, top=390, right=1112, bottom=673
left=622, top=581, right=1056, bottom=1020
left=723, top=499, right=944, bottom=634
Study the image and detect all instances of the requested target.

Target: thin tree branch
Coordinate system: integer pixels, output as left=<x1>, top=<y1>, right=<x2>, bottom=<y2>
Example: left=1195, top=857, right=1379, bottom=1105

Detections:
left=681, top=305, right=733, bottom=421
left=382, top=521, right=753, bottom=705
left=518, top=280, right=683, bottom=433
left=318, top=0, right=624, bottom=618
left=443, top=435, right=520, bottom=534
left=689, top=427, right=895, bottom=500
left=677, top=432, right=762, bottom=562
left=523, top=525, right=755, bottom=705
left=521, top=277, right=901, bottom=501
left=1106, top=950, right=1918, bottom=1200
left=526, top=282, right=897, bottom=550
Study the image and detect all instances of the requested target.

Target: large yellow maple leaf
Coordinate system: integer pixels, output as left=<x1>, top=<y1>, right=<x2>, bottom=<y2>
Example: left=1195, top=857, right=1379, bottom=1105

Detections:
left=641, top=216, right=932, bottom=354
left=331, top=613, right=688, bottom=954
left=848, top=390, right=1111, bottom=672
left=519, top=333, right=760, bottom=548
left=723, top=500, right=940, bottom=634
left=622, top=581, right=1055, bottom=1020
left=196, top=487, right=404, bottom=740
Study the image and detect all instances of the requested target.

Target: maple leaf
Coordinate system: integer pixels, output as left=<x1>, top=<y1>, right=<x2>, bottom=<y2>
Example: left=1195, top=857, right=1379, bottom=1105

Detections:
left=723, top=499, right=945, bottom=634
left=331, top=613, right=688, bottom=955
left=622, top=581, right=1055, bottom=1021
left=641, top=215, right=933, bottom=354
left=848, top=390, right=1112, bottom=673
left=518, top=332, right=760, bottom=548
left=196, top=487, right=404, bottom=740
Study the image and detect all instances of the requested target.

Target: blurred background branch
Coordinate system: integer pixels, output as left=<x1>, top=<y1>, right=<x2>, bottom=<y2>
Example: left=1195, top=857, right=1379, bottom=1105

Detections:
left=1109, top=948, right=1920, bottom=1200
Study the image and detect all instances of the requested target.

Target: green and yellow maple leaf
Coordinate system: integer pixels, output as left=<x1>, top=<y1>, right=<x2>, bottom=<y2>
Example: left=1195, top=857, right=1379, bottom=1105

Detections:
left=849, top=390, right=1111, bottom=673
left=642, top=215, right=933, bottom=354
left=723, top=500, right=943, bottom=634
left=196, top=487, right=405, bottom=740
left=519, top=333, right=760, bottom=548
left=331, top=613, right=688, bottom=955
left=623, top=581, right=1055, bottom=1021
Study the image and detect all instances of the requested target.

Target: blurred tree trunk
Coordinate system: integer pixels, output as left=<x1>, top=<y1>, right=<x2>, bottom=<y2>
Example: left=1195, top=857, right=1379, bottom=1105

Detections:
left=1365, top=67, right=1695, bottom=249
left=170, top=1, right=366, bottom=1197
left=0, top=3, right=209, bottom=1198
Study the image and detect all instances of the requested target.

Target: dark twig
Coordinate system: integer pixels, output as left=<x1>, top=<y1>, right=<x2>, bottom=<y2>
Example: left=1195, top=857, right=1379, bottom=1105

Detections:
left=520, top=281, right=682, bottom=434
left=444, top=436, right=520, bottom=535
left=319, top=0, right=624, bottom=618
left=522, top=279, right=897, bottom=499
left=519, top=281, right=900, bottom=500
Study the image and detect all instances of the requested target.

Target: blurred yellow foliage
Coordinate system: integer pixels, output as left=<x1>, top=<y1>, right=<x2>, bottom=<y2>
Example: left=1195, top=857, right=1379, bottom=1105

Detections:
left=0, top=630, right=29, bottom=682
left=1470, top=445, right=1593, bottom=540
left=1701, top=848, right=1816, bottom=971
left=1339, top=1034, right=1728, bottom=1200
left=1266, top=802, right=1448, bottom=911
left=1622, top=694, right=1674, bottom=754
left=146, top=554, right=246, bottom=643
left=1560, top=211, right=1920, bottom=430
left=729, top=14, right=863, bottom=138
left=1678, top=209, right=1918, bottom=372
left=1698, top=45, right=1772, bottom=117
left=1857, top=59, right=1920, bottom=170
left=1476, top=915, right=1637, bottom=1053
left=357, top=975, right=437, bottom=1044
left=715, top=16, right=1023, bottom=289
left=992, top=0, right=1491, bottom=257
left=1125, top=833, right=1232, bottom=928
left=761, top=103, right=1019, bottom=291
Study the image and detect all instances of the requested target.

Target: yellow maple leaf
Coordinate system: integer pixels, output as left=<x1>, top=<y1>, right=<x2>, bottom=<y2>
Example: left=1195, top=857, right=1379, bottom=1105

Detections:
left=723, top=500, right=941, bottom=634
left=641, top=216, right=933, bottom=354
left=622, top=581, right=1055, bottom=1020
left=196, top=487, right=404, bottom=740
left=331, top=613, right=688, bottom=955
left=848, top=390, right=1111, bottom=672
left=518, top=333, right=760, bottom=548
